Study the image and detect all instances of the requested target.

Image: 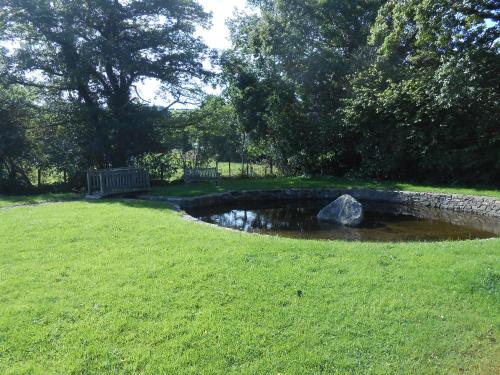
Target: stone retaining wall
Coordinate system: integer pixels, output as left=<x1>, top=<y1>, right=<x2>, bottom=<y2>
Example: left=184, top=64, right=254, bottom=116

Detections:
left=141, top=188, right=500, bottom=219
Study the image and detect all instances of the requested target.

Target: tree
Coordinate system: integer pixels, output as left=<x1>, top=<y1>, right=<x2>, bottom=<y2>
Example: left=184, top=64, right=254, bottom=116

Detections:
left=0, top=68, right=36, bottom=191
left=342, top=0, right=500, bottom=184
left=224, top=0, right=384, bottom=175
left=168, top=97, right=241, bottom=170
left=0, top=0, right=212, bottom=166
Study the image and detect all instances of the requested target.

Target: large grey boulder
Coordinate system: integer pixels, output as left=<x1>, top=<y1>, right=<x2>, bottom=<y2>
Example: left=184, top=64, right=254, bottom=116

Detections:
left=317, top=194, right=364, bottom=227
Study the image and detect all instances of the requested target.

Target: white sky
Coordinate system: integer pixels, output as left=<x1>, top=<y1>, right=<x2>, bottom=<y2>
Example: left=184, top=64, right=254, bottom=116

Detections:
left=138, top=0, right=251, bottom=107
left=199, top=0, right=249, bottom=50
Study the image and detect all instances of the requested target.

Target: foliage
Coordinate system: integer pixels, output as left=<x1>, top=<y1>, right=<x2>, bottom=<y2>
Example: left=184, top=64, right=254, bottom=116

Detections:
left=168, top=97, right=242, bottom=169
left=0, top=80, right=36, bottom=192
left=341, top=0, right=500, bottom=184
left=136, top=152, right=178, bottom=181
left=223, top=0, right=500, bottom=184
left=223, top=0, right=384, bottom=175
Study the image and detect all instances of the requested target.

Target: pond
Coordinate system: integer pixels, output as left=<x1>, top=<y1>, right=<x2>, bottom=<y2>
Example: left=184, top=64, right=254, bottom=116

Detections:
left=186, top=200, right=500, bottom=242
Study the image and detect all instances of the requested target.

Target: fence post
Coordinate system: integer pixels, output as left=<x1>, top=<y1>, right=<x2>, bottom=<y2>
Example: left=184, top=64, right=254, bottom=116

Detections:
left=87, top=170, right=91, bottom=195
left=99, top=172, right=104, bottom=196
left=37, top=169, right=42, bottom=189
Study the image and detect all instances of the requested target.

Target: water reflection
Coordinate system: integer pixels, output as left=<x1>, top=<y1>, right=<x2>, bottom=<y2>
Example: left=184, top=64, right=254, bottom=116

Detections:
left=187, top=200, right=500, bottom=242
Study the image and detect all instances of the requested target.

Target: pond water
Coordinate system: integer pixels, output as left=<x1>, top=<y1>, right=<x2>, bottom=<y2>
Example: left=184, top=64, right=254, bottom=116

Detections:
left=186, top=200, right=500, bottom=242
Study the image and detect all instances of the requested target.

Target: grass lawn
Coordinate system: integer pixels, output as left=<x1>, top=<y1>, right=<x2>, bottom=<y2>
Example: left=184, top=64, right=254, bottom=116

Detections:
left=0, top=199, right=499, bottom=374
left=151, top=176, right=500, bottom=199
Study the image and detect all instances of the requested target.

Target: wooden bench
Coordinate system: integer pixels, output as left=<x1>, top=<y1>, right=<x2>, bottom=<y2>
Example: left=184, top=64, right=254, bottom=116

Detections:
left=86, top=167, right=151, bottom=198
left=183, top=167, right=220, bottom=184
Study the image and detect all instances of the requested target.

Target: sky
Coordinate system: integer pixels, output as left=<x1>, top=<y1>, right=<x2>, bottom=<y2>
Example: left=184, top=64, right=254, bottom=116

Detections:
left=199, top=0, right=249, bottom=50
left=137, top=0, right=251, bottom=107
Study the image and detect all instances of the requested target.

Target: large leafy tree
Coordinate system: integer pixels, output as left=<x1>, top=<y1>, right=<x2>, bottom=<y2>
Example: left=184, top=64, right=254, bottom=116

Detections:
left=221, top=53, right=311, bottom=174
left=343, top=0, right=500, bottom=183
left=242, top=0, right=384, bottom=112
left=168, top=96, right=241, bottom=169
left=0, top=0, right=211, bottom=166
left=0, top=49, right=36, bottom=190
left=225, top=0, right=385, bottom=175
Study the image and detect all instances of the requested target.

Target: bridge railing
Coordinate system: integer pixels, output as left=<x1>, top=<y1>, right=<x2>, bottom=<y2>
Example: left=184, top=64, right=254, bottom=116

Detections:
left=86, top=168, right=151, bottom=197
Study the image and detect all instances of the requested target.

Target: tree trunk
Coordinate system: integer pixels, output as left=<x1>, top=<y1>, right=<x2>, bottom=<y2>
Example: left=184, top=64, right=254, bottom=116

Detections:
left=37, top=169, right=42, bottom=189
left=5, top=159, right=33, bottom=188
left=229, top=161, right=231, bottom=177
left=109, top=91, right=132, bottom=166
left=78, top=83, right=107, bottom=167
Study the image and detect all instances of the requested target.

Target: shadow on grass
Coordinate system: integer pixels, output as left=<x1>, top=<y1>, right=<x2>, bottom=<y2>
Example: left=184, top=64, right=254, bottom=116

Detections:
left=0, top=193, right=81, bottom=208
left=84, top=196, right=179, bottom=212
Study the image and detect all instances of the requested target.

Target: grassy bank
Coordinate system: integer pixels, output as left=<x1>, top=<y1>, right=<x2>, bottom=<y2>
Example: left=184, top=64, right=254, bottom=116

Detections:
left=151, top=176, right=500, bottom=199
left=0, top=200, right=498, bottom=373
left=2, top=177, right=497, bottom=208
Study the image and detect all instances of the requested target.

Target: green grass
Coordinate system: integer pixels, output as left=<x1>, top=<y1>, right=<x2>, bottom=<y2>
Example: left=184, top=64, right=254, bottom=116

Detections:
left=151, top=176, right=500, bottom=198
left=0, top=200, right=499, bottom=374
left=0, top=193, right=80, bottom=208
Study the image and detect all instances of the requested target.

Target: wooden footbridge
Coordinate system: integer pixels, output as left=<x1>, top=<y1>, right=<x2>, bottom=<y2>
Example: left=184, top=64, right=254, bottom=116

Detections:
left=86, top=168, right=151, bottom=199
